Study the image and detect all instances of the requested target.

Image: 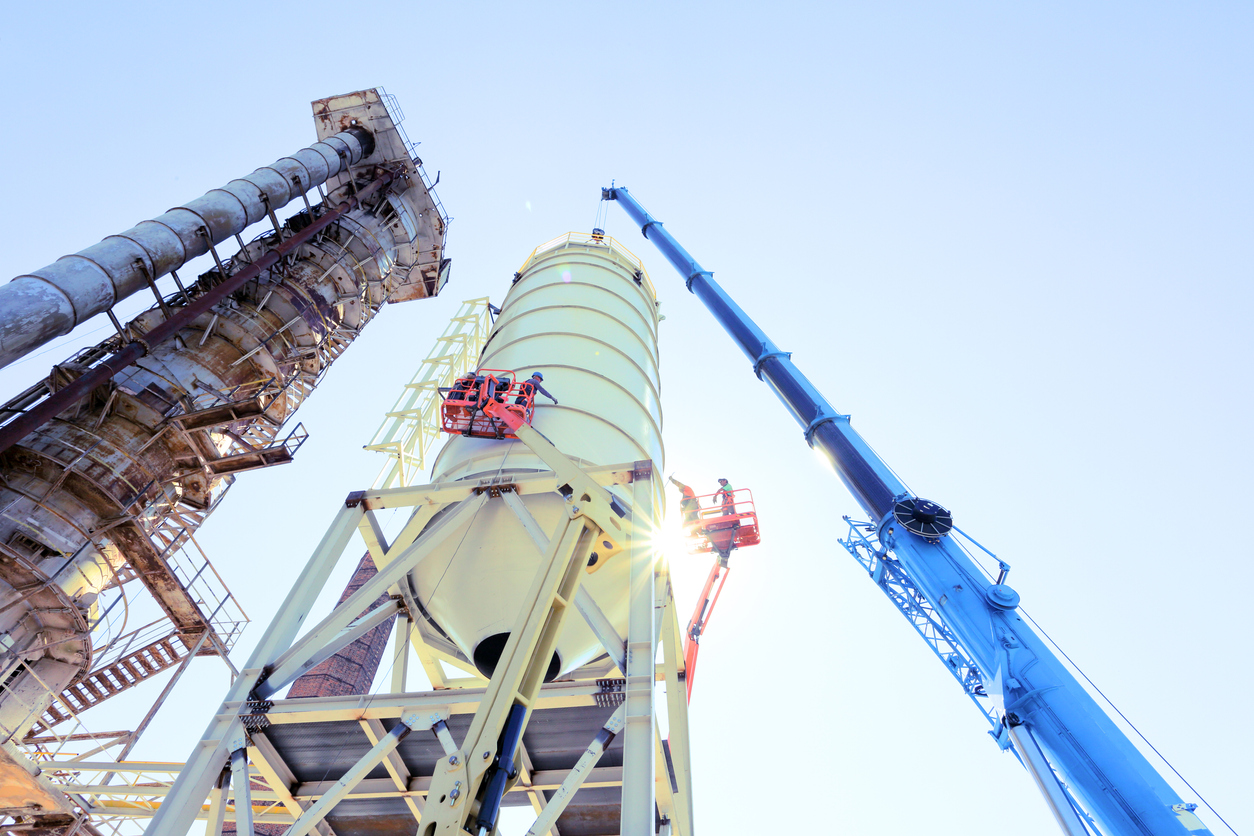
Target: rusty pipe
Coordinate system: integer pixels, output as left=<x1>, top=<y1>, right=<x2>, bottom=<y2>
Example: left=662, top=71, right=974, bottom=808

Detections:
left=0, top=126, right=376, bottom=371
left=0, top=169, right=396, bottom=456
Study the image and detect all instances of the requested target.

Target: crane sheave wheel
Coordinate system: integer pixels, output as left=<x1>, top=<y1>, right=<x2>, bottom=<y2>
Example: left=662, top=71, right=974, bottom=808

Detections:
left=893, top=497, right=953, bottom=538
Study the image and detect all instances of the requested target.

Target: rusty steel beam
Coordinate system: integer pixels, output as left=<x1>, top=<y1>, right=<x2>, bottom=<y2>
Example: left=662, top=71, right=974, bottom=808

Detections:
left=0, top=170, right=395, bottom=457
left=0, top=126, right=375, bottom=370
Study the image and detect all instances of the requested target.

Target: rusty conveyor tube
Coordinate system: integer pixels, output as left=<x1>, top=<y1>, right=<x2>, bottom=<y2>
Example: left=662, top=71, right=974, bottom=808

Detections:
left=0, top=169, right=395, bottom=456
left=0, top=126, right=375, bottom=370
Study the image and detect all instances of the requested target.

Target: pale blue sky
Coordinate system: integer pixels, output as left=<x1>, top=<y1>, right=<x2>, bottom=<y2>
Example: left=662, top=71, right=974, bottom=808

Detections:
left=1, top=3, right=1250, bottom=834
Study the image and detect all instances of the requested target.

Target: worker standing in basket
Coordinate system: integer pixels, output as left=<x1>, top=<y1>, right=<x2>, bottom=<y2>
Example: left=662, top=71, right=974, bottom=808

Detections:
left=515, top=372, right=559, bottom=406
left=713, top=478, right=735, bottom=514
left=669, top=476, right=700, bottom=527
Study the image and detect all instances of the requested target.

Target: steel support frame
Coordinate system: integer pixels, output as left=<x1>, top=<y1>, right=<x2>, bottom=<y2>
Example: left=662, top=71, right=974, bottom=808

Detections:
left=54, top=610, right=699, bottom=834
left=621, top=466, right=657, bottom=836
left=146, top=502, right=367, bottom=834
left=147, top=493, right=484, bottom=833
left=145, top=441, right=682, bottom=835
left=420, top=508, right=603, bottom=836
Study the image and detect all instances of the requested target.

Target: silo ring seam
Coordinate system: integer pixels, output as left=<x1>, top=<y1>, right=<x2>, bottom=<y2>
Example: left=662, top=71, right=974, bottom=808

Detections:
left=487, top=305, right=660, bottom=366
left=485, top=363, right=666, bottom=444
left=481, top=331, right=663, bottom=406
left=499, top=280, right=658, bottom=340
left=521, top=246, right=658, bottom=307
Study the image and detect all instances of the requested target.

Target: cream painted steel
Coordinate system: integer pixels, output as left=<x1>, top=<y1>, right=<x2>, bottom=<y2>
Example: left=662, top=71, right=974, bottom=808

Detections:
left=416, top=233, right=663, bottom=679
left=366, top=297, right=493, bottom=489
left=622, top=471, right=658, bottom=836
left=0, top=127, right=372, bottom=371
left=524, top=704, right=626, bottom=836
left=148, top=453, right=677, bottom=836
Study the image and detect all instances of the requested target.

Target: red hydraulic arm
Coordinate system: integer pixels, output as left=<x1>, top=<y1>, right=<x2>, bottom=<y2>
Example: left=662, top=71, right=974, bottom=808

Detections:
left=682, top=556, right=731, bottom=702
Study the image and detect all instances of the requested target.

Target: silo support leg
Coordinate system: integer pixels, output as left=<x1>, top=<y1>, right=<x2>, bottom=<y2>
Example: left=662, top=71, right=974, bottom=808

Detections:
left=149, top=501, right=367, bottom=835
left=621, top=464, right=657, bottom=836
left=421, top=513, right=602, bottom=836
left=252, top=496, right=484, bottom=700
left=229, top=743, right=254, bottom=836
left=659, top=598, right=694, bottom=836
left=501, top=489, right=629, bottom=675
left=205, top=768, right=229, bottom=836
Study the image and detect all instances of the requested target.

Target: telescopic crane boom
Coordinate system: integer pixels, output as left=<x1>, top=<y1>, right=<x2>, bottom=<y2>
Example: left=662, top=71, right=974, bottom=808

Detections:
left=603, top=186, right=1213, bottom=836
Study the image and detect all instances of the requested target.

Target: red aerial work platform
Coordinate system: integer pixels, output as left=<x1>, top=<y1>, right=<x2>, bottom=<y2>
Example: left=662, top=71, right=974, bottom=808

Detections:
left=679, top=487, right=761, bottom=700
left=441, top=369, right=536, bottom=439
left=684, top=488, right=760, bottom=556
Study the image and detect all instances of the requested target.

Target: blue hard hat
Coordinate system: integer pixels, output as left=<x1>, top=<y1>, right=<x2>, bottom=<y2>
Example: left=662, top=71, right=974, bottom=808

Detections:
left=531, top=372, right=543, bottom=380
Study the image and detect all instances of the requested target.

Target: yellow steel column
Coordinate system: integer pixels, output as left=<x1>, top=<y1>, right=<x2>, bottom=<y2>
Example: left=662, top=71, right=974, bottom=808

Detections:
left=621, top=462, right=658, bottom=835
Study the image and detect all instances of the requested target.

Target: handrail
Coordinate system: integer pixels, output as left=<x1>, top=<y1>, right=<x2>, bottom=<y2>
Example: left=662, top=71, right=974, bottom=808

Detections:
left=516, top=232, right=657, bottom=301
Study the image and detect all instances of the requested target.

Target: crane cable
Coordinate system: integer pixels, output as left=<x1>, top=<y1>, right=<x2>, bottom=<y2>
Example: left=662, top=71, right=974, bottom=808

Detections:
left=950, top=528, right=1240, bottom=836
left=593, top=181, right=612, bottom=238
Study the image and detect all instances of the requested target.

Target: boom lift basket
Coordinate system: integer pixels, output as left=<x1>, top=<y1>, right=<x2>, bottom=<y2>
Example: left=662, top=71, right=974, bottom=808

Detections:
left=685, top=488, right=760, bottom=555
left=440, top=369, right=535, bottom=439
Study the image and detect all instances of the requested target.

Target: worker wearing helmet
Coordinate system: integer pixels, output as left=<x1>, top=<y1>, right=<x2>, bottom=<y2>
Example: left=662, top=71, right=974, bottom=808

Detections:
left=669, top=476, right=700, bottom=527
left=515, top=372, right=558, bottom=406
left=713, top=478, right=735, bottom=515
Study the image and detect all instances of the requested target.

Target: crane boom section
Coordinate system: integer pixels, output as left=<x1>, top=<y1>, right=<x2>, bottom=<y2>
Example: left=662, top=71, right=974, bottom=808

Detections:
left=604, top=186, right=1213, bottom=836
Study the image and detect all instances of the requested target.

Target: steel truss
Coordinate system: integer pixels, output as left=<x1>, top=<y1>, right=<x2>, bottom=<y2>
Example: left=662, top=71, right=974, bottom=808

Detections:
left=839, top=517, right=1001, bottom=734
left=109, top=417, right=693, bottom=836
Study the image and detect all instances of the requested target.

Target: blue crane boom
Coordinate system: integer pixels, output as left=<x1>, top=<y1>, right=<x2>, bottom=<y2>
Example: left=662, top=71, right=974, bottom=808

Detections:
left=603, top=186, right=1213, bottom=836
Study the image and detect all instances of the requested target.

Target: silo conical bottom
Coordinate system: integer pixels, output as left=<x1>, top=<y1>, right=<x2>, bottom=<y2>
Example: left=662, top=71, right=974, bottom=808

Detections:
left=473, top=632, right=562, bottom=682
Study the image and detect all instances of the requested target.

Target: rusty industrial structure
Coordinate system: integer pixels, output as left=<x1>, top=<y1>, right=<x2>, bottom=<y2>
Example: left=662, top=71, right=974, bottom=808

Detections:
left=0, top=89, right=448, bottom=832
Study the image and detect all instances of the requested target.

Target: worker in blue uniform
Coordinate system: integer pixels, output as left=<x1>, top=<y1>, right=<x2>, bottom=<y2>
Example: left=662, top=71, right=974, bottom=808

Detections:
left=515, top=372, right=558, bottom=406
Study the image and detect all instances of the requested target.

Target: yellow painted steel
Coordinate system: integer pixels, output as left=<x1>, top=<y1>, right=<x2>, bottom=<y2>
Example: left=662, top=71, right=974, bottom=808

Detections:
left=365, top=297, right=493, bottom=489
left=410, top=233, right=663, bottom=679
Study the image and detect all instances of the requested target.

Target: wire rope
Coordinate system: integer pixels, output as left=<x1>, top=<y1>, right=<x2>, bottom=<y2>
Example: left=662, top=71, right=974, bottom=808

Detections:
left=947, top=528, right=1240, bottom=836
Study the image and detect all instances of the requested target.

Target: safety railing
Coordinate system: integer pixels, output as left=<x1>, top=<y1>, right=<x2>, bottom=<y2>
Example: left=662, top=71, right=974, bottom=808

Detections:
left=366, top=298, right=493, bottom=488
left=682, top=488, right=761, bottom=554
left=32, top=759, right=189, bottom=835
left=379, top=86, right=450, bottom=229
left=1, top=661, right=134, bottom=761
left=440, top=369, right=535, bottom=440
left=160, top=532, right=249, bottom=652
left=273, top=421, right=309, bottom=459
left=129, top=486, right=249, bottom=656
left=516, top=232, right=657, bottom=300
left=91, top=618, right=176, bottom=673
left=186, top=374, right=280, bottom=414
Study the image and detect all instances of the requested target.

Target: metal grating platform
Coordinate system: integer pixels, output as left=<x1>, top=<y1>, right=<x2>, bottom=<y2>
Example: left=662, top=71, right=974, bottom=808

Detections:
left=246, top=684, right=666, bottom=836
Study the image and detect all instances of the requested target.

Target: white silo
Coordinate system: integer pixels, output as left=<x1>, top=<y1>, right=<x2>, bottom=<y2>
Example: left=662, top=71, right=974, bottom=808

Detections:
left=411, top=232, right=663, bottom=678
